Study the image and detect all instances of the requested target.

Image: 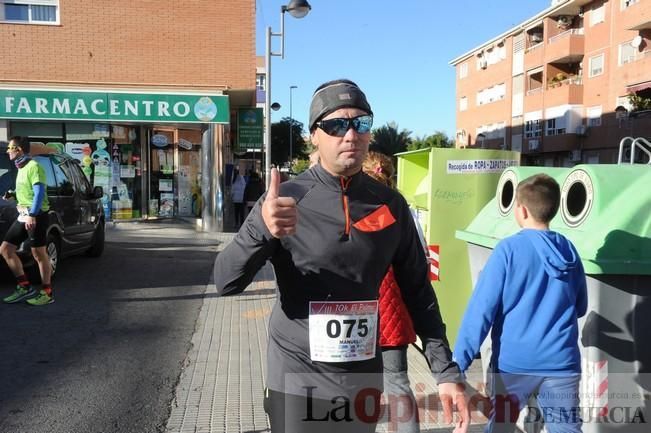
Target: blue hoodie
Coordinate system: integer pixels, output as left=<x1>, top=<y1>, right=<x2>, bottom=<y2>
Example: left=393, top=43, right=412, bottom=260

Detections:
left=453, top=229, right=587, bottom=375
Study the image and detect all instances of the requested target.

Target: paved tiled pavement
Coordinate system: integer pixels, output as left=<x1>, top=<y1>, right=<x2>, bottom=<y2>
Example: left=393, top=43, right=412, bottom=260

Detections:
left=108, top=221, right=487, bottom=433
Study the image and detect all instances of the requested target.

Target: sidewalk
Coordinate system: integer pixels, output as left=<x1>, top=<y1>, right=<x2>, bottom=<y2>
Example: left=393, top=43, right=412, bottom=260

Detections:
left=118, top=221, right=488, bottom=433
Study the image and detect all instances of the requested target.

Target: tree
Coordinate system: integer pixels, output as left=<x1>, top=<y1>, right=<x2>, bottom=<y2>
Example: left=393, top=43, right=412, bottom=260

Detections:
left=270, top=117, right=307, bottom=167
left=370, top=122, right=412, bottom=157
left=407, top=131, right=454, bottom=151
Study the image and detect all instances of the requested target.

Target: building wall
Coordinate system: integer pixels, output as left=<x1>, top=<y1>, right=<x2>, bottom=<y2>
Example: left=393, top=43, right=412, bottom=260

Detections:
left=452, top=0, right=651, bottom=165
left=456, top=38, right=513, bottom=148
left=0, top=0, right=255, bottom=90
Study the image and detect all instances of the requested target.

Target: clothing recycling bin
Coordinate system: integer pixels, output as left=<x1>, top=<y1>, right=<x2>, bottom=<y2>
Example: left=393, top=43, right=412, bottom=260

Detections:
left=456, top=164, right=651, bottom=432
left=395, top=147, right=520, bottom=346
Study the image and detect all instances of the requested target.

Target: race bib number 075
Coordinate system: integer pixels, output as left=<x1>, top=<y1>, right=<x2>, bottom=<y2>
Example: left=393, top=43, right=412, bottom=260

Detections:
left=308, top=300, right=378, bottom=363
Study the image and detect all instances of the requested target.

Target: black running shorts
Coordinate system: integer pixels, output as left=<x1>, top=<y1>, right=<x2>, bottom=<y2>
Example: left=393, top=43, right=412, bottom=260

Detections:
left=4, top=212, right=49, bottom=248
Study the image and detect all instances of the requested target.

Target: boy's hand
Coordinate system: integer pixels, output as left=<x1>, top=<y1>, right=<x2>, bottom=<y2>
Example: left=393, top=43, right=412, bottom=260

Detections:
left=439, top=382, right=470, bottom=433
left=261, top=168, right=297, bottom=238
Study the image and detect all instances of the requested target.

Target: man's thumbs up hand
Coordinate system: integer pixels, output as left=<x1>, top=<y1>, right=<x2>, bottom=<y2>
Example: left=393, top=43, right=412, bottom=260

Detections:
left=262, top=168, right=297, bottom=238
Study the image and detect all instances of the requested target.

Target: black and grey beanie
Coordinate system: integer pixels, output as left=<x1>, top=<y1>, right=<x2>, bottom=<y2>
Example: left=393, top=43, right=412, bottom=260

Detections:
left=308, top=80, right=372, bottom=132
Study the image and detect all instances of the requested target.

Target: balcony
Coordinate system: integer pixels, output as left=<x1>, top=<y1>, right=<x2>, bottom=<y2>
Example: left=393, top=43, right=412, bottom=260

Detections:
left=545, top=29, right=585, bottom=64
left=525, top=43, right=544, bottom=70
left=524, top=87, right=544, bottom=112
left=545, top=76, right=584, bottom=106
left=623, top=0, right=651, bottom=30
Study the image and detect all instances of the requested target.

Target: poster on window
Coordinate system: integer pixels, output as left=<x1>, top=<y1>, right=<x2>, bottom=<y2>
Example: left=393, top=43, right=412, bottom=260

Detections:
left=159, top=193, right=174, bottom=217
left=159, top=179, right=173, bottom=192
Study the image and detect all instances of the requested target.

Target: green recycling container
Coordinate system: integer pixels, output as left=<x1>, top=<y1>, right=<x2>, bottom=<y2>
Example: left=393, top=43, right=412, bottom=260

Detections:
left=395, top=147, right=520, bottom=346
left=457, top=164, right=651, bottom=432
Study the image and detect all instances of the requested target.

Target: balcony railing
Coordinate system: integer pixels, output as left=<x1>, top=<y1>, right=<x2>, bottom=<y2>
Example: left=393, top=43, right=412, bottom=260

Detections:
left=526, top=87, right=543, bottom=96
left=547, top=76, right=583, bottom=88
left=548, top=28, right=584, bottom=44
left=526, top=42, right=544, bottom=53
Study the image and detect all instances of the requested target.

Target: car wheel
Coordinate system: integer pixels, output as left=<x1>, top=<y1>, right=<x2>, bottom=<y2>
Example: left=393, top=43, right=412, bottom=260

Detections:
left=46, top=232, right=61, bottom=279
left=86, top=221, right=105, bottom=257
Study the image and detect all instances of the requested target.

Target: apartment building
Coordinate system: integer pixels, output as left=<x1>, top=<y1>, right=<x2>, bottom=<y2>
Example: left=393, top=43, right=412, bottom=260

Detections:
left=450, top=0, right=651, bottom=166
left=0, top=0, right=256, bottom=230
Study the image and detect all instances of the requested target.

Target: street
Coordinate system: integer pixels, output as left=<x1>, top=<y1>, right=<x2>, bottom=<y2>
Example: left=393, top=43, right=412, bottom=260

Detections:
left=0, top=222, right=220, bottom=433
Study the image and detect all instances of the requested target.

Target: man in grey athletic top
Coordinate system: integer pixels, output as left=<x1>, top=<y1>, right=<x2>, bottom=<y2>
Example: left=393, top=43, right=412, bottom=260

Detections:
left=214, top=79, right=469, bottom=433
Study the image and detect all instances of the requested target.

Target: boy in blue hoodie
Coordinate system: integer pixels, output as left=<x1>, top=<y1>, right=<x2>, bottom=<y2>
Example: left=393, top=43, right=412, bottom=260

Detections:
left=454, top=173, right=587, bottom=433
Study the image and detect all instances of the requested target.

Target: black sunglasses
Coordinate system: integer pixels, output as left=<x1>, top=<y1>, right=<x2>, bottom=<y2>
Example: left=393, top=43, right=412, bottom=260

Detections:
left=315, top=115, right=373, bottom=137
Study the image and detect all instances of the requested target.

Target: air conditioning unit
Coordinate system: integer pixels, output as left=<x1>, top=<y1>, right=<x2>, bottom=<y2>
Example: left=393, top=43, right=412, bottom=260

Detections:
left=529, top=139, right=540, bottom=150
left=557, top=15, right=573, bottom=28
left=575, top=125, right=588, bottom=136
left=479, top=59, right=488, bottom=69
left=569, top=150, right=582, bottom=162
left=531, top=33, right=544, bottom=43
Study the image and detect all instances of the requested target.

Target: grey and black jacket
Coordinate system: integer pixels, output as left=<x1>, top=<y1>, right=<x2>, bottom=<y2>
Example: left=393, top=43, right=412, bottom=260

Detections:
left=214, top=163, right=462, bottom=396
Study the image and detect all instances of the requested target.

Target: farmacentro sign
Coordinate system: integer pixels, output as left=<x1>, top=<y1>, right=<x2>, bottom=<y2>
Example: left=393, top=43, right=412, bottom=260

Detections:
left=0, top=89, right=229, bottom=124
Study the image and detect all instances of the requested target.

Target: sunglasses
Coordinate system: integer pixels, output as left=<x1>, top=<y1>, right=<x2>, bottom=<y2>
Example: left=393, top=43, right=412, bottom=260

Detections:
left=6, top=144, right=20, bottom=153
left=315, top=115, right=373, bottom=137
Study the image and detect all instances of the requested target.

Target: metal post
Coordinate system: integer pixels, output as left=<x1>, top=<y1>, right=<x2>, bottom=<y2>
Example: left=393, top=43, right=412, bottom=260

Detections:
left=289, top=85, right=297, bottom=167
left=264, top=25, right=272, bottom=189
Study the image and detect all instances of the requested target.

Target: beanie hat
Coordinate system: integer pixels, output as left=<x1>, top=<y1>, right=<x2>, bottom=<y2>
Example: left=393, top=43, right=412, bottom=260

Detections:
left=309, top=80, right=372, bottom=132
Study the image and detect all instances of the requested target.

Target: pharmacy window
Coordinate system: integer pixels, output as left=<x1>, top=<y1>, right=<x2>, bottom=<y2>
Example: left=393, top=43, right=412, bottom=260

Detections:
left=1, top=1, right=58, bottom=24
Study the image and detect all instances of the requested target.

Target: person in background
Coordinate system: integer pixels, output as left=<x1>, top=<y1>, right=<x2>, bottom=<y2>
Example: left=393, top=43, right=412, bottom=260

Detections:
left=214, top=79, right=469, bottom=433
left=231, top=168, right=246, bottom=228
left=453, top=173, right=587, bottom=433
left=243, top=170, right=264, bottom=218
left=363, top=150, right=421, bottom=433
left=1, top=136, right=54, bottom=306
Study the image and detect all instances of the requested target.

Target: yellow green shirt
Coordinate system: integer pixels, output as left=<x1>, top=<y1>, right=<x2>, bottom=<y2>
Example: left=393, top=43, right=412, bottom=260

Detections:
left=16, top=159, right=50, bottom=212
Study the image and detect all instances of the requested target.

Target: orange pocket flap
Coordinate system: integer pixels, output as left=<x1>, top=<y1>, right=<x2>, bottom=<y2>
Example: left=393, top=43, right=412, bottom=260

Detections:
left=353, top=204, right=396, bottom=232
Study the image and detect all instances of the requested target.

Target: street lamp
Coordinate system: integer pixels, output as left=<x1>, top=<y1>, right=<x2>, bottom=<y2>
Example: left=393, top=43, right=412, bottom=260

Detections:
left=264, top=0, right=312, bottom=188
left=289, top=85, right=297, bottom=168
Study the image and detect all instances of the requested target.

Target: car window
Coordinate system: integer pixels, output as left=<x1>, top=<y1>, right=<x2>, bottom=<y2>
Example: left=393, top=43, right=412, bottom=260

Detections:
left=69, top=162, right=92, bottom=196
left=50, top=156, right=75, bottom=196
left=34, top=156, right=58, bottom=195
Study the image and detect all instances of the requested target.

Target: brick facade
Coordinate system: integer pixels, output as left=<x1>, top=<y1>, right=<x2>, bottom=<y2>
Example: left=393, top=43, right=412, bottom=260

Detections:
left=0, top=0, right=255, bottom=91
left=451, top=0, right=651, bottom=166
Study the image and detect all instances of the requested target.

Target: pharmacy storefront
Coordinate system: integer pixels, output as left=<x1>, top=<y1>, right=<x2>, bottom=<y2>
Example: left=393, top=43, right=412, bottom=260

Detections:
left=0, top=88, right=229, bottom=228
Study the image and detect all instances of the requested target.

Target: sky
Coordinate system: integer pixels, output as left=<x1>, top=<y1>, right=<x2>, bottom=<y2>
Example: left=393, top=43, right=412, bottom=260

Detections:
left=256, top=0, right=552, bottom=140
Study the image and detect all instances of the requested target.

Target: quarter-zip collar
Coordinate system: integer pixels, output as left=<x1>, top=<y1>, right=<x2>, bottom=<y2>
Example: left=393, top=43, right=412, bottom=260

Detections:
left=310, top=163, right=364, bottom=192
left=309, top=163, right=364, bottom=241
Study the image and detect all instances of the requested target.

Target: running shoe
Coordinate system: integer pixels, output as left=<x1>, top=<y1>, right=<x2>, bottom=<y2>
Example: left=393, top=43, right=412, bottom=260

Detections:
left=3, top=285, right=38, bottom=303
left=26, top=290, right=54, bottom=306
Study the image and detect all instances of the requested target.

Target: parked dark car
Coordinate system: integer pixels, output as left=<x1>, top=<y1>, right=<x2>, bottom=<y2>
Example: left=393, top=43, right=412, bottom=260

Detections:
left=0, top=151, right=105, bottom=279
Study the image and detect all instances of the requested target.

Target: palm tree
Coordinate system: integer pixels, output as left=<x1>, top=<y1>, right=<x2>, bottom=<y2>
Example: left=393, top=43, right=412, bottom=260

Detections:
left=370, top=122, right=412, bottom=157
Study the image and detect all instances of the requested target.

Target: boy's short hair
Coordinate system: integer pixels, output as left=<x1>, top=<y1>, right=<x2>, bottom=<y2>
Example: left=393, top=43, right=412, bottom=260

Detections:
left=516, top=173, right=561, bottom=223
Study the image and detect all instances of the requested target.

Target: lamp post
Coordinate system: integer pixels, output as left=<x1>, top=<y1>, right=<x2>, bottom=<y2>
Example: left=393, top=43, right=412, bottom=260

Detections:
left=289, top=85, right=297, bottom=168
left=264, top=0, right=312, bottom=188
